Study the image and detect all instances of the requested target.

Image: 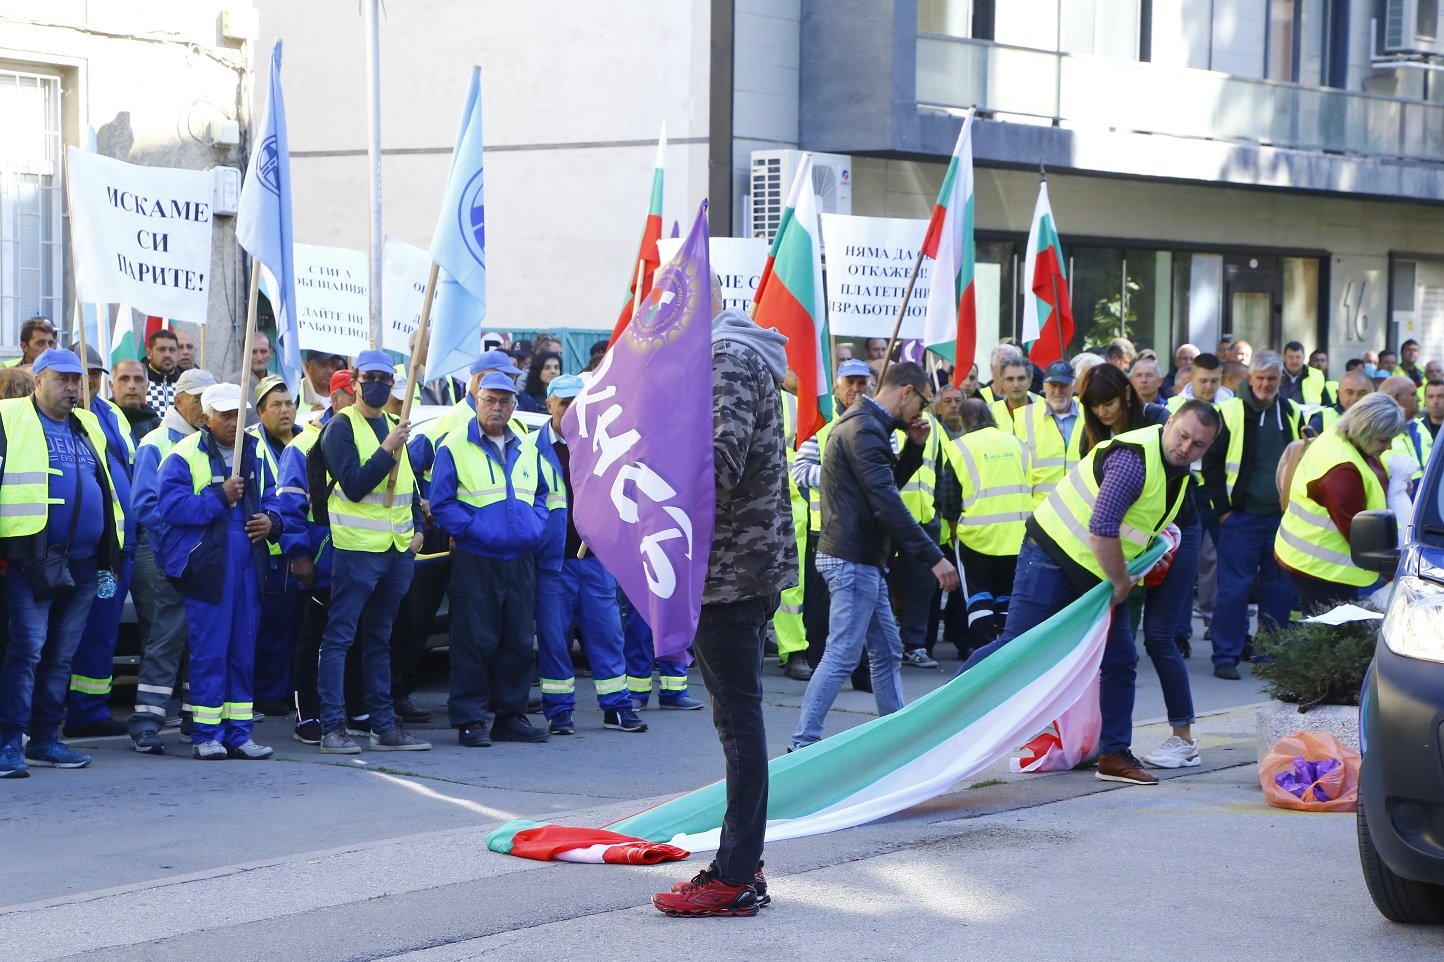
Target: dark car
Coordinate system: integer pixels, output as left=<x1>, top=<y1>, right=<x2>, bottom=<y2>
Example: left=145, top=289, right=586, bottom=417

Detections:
left=1351, top=491, right=1444, bottom=923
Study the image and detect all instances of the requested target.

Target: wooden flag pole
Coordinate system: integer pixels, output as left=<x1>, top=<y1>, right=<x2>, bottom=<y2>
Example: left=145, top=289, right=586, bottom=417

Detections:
left=73, top=300, right=92, bottom=409
left=878, top=245, right=927, bottom=387
left=384, top=261, right=440, bottom=507
left=232, top=260, right=261, bottom=478
left=199, top=320, right=208, bottom=370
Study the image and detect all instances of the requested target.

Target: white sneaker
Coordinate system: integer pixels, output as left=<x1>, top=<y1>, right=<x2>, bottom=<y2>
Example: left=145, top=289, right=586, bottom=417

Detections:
left=192, top=740, right=227, bottom=761
left=225, top=739, right=274, bottom=760
left=1142, top=736, right=1200, bottom=769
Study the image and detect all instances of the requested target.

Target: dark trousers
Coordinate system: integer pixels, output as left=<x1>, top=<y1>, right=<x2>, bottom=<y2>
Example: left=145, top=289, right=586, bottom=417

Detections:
left=447, top=551, right=535, bottom=728
left=253, top=559, right=299, bottom=704
left=888, top=519, right=942, bottom=651
left=389, top=527, right=451, bottom=699
left=293, top=586, right=366, bottom=723
left=957, top=543, right=1018, bottom=651
left=691, top=595, right=774, bottom=886
left=802, top=532, right=829, bottom=669
left=1287, top=569, right=1362, bottom=615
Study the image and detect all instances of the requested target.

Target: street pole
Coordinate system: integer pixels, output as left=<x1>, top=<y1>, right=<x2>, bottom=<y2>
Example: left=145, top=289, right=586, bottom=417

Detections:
left=365, top=0, right=383, bottom=349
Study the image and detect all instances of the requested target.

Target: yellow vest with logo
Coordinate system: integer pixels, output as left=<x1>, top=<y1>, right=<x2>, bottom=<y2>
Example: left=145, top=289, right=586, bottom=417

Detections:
left=0, top=399, right=125, bottom=547
left=1018, top=401, right=1084, bottom=506
left=1217, top=396, right=1302, bottom=502
left=438, top=425, right=542, bottom=510
left=1275, top=429, right=1384, bottom=587
left=326, top=406, right=417, bottom=552
left=1034, top=424, right=1188, bottom=582
left=950, top=426, right=1031, bottom=556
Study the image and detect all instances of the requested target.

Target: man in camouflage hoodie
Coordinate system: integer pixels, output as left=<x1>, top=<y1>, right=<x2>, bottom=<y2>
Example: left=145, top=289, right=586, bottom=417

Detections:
left=652, top=297, right=796, bottom=918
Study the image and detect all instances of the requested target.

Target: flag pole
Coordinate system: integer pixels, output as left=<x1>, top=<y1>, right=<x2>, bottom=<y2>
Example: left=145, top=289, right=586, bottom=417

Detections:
left=879, top=245, right=927, bottom=386
left=364, top=0, right=384, bottom=350
left=233, top=260, right=261, bottom=477
left=199, top=320, right=208, bottom=370
left=384, top=261, right=439, bottom=507
left=1039, top=163, right=1067, bottom=364
left=60, top=148, right=91, bottom=408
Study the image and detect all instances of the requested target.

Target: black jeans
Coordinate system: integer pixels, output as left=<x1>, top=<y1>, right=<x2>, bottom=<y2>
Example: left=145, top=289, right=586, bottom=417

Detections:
left=293, top=587, right=365, bottom=722
left=888, top=518, right=941, bottom=651
left=691, top=594, right=774, bottom=886
left=389, top=527, right=452, bottom=699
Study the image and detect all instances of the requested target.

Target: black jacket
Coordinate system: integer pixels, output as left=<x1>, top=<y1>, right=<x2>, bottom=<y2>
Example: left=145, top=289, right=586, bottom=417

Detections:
left=817, top=398, right=944, bottom=570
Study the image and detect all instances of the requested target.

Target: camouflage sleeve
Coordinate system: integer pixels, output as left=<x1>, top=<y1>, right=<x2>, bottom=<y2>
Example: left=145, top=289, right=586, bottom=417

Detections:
left=712, top=344, right=758, bottom=495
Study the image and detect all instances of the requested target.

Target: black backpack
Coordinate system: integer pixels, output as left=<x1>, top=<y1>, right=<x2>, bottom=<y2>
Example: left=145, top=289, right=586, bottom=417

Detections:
left=306, top=419, right=338, bottom=526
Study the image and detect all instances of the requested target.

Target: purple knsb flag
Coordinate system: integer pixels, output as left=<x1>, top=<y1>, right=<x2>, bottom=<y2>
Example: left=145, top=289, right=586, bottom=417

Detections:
left=562, top=200, right=717, bottom=659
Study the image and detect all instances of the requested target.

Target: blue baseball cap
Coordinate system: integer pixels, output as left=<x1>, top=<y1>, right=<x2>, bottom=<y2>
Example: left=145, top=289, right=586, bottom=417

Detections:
left=837, top=359, right=871, bottom=379
left=547, top=374, right=584, bottom=399
left=355, top=349, right=391, bottom=374
left=470, top=349, right=522, bottom=376
left=32, top=348, right=84, bottom=376
left=477, top=371, right=519, bottom=394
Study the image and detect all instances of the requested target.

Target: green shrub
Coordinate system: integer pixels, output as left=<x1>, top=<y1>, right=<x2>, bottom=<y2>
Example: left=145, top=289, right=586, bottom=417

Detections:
left=1252, top=618, right=1377, bottom=711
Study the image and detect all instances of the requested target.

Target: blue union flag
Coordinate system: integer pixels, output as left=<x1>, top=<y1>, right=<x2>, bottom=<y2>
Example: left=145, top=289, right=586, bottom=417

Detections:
left=426, top=67, right=487, bottom=383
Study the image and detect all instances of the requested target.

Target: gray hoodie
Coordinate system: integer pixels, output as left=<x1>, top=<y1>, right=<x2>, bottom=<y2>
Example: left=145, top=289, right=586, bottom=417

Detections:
left=711, top=308, right=788, bottom=386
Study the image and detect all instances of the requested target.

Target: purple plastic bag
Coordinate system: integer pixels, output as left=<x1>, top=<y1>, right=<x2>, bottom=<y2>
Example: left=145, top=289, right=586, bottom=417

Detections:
left=1274, top=757, right=1343, bottom=801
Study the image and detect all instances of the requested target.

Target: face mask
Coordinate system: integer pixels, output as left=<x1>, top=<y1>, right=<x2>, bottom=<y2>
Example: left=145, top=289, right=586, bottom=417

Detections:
left=360, top=381, right=392, bottom=409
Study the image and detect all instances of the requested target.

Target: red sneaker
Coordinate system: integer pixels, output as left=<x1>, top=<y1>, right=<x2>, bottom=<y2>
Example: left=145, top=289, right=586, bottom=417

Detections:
left=670, top=863, right=769, bottom=907
left=654, top=867, right=760, bottom=917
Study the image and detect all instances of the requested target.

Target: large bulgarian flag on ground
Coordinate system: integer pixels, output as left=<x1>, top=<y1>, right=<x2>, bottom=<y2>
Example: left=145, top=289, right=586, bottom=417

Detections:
left=607, top=124, right=667, bottom=347
left=1021, top=179, right=1075, bottom=369
left=921, top=109, right=976, bottom=388
left=752, top=153, right=831, bottom=447
left=486, top=543, right=1163, bottom=863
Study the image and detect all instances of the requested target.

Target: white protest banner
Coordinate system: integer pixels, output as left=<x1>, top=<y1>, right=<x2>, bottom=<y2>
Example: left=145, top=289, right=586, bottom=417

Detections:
left=381, top=237, right=431, bottom=355
left=66, top=146, right=215, bottom=323
left=293, top=243, right=370, bottom=358
left=818, top=213, right=931, bottom=338
left=656, top=237, right=769, bottom=315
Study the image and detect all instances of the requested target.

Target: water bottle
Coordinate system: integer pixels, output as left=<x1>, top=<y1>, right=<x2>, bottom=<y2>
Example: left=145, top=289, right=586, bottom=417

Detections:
left=96, top=569, right=117, bottom=600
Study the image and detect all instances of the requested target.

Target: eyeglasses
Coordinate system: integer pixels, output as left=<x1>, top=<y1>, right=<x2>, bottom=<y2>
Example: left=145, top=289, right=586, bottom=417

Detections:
left=357, top=373, right=394, bottom=385
left=478, top=395, right=517, bottom=408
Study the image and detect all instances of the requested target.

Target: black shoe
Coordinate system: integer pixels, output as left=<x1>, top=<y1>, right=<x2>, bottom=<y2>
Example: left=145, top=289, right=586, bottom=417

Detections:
left=179, top=714, right=193, bottom=736
left=1213, top=662, right=1241, bottom=680
left=603, top=707, right=648, bottom=733
left=458, top=723, right=491, bottom=748
left=293, top=718, right=323, bottom=745
left=62, top=718, right=126, bottom=738
left=255, top=699, right=293, bottom=717
left=491, top=716, right=550, bottom=743
left=393, top=696, right=433, bottom=724
left=548, top=711, right=575, bottom=735
left=345, top=717, right=372, bottom=736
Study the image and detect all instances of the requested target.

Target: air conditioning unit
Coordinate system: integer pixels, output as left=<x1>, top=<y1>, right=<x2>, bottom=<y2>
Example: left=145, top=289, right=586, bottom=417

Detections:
left=1379, top=0, right=1441, bottom=55
left=749, top=149, right=852, bottom=244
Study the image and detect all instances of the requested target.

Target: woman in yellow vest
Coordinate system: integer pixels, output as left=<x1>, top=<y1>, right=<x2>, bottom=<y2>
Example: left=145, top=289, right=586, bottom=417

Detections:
left=1275, top=392, right=1400, bottom=612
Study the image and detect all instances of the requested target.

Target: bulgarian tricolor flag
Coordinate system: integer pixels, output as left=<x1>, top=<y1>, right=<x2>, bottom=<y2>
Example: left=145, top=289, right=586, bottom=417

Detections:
left=111, top=304, right=141, bottom=363
left=1021, top=180, right=1075, bottom=369
left=608, top=123, right=667, bottom=347
left=921, top=109, right=977, bottom=388
left=487, top=543, right=1165, bottom=863
left=753, top=153, right=831, bottom=447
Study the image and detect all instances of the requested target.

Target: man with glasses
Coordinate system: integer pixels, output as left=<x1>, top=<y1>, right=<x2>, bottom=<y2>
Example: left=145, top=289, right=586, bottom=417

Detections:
left=430, top=371, right=556, bottom=747
left=314, top=351, right=430, bottom=753
left=789, top=362, right=960, bottom=751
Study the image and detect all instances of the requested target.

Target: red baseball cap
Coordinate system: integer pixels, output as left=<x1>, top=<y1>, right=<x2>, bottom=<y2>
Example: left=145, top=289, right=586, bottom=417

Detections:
left=329, top=369, right=355, bottom=394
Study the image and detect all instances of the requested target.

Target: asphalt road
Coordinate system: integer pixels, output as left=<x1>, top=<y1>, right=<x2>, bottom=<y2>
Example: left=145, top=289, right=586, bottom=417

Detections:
left=4, top=631, right=1439, bottom=961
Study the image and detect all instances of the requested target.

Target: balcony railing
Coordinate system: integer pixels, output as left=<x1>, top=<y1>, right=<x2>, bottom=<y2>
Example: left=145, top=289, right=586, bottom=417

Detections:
left=917, top=34, right=1444, bottom=164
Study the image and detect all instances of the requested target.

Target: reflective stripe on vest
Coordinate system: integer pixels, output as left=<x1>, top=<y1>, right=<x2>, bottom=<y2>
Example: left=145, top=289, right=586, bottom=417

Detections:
left=950, top=426, right=1030, bottom=556
left=806, top=421, right=834, bottom=533
left=1020, top=401, right=1082, bottom=507
left=1219, top=396, right=1301, bottom=501
left=439, top=426, right=541, bottom=510
left=0, top=398, right=125, bottom=546
left=327, top=406, right=417, bottom=551
left=1274, top=429, right=1383, bottom=587
left=1034, top=424, right=1188, bottom=581
left=896, top=416, right=940, bottom=524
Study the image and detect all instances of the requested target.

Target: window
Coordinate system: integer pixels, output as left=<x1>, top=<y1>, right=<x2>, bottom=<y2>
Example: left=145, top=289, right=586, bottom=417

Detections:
left=1267, top=0, right=1331, bottom=86
left=0, top=69, right=63, bottom=348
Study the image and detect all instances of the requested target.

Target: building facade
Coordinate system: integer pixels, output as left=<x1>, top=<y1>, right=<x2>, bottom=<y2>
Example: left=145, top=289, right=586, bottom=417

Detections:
left=0, top=0, right=254, bottom=367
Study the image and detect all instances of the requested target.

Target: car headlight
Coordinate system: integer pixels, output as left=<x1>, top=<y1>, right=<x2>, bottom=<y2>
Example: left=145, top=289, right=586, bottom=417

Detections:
left=1382, top=575, right=1444, bottom=664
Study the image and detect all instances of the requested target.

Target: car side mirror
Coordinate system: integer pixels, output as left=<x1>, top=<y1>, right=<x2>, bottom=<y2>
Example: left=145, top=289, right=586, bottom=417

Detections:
left=1350, top=510, right=1399, bottom=574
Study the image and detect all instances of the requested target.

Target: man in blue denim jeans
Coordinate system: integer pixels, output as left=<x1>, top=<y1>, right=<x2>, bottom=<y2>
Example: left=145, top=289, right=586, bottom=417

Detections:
left=788, top=362, right=959, bottom=753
